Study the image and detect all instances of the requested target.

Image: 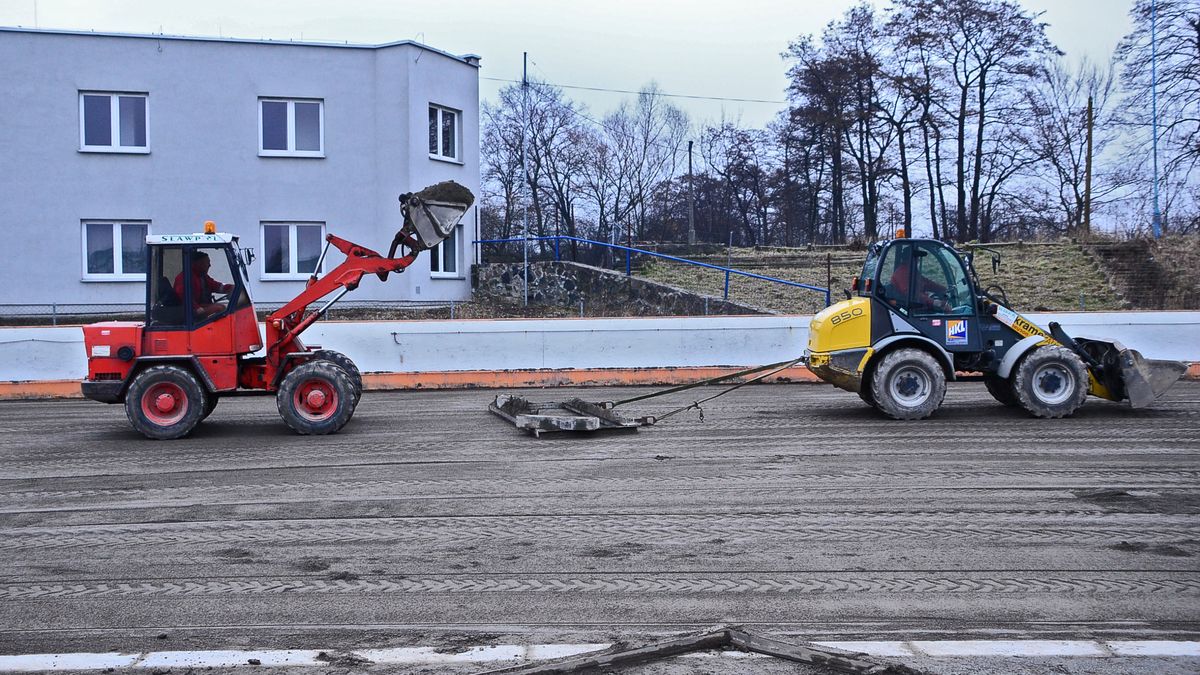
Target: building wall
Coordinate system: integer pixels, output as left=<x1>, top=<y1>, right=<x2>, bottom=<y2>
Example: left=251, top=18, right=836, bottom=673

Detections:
left=0, top=29, right=480, bottom=306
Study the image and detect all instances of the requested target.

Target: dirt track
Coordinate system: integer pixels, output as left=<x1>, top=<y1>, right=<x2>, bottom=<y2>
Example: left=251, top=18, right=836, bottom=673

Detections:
left=1, top=382, right=1198, bottom=658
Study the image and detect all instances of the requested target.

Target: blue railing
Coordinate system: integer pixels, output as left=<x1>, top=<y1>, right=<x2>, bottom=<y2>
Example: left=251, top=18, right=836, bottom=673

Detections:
left=473, top=235, right=831, bottom=307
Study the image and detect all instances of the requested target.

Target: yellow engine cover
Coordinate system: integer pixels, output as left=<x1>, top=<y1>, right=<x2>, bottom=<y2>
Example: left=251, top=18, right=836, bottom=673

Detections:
left=808, top=297, right=872, bottom=353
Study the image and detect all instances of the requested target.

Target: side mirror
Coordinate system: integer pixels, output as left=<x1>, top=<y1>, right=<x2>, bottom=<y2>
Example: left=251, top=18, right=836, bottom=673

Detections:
left=239, top=248, right=256, bottom=283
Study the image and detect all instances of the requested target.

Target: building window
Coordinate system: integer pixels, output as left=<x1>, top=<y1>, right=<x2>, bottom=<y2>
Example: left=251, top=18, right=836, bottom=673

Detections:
left=428, top=104, right=459, bottom=161
left=79, top=92, right=148, bottom=152
left=430, top=225, right=461, bottom=278
left=259, top=99, right=324, bottom=157
left=261, top=222, right=325, bottom=279
left=82, top=221, right=149, bottom=280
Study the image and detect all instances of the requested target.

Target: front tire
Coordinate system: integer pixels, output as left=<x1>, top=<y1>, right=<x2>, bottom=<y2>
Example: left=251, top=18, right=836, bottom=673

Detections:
left=870, top=348, right=947, bottom=420
left=277, top=361, right=356, bottom=435
left=1013, top=346, right=1088, bottom=418
left=125, top=365, right=207, bottom=440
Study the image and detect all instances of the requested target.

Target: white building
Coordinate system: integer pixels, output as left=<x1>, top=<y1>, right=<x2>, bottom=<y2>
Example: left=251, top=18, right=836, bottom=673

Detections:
left=0, top=27, right=481, bottom=311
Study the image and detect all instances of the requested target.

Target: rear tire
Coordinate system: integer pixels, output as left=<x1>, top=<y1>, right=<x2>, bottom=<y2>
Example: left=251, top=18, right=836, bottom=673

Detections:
left=125, top=365, right=207, bottom=440
left=1013, top=346, right=1088, bottom=418
left=277, top=361, right=356, bottom=435
left=857, top=385, right=876, bottom=408
left=312, top=350, right=362, bottom=406
left=870, top=348, right=947, bottom=420
left=984, top=375, right=1018, bottom=407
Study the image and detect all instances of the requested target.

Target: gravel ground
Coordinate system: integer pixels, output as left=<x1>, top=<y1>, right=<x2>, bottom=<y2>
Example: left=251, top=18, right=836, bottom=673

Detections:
left=1, top=381, right=1197, bottom=673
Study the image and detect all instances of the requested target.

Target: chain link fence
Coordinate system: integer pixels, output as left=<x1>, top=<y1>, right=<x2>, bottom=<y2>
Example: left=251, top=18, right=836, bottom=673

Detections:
left=0, top=300, right=478, bottom=326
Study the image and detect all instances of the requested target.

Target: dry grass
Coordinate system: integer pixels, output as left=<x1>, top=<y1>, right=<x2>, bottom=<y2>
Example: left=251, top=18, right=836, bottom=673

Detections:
left=969, top=243, right=1124, bottom=311
left=1150, top=235, right=1200, bottom=309
left=638, top=243, right=1125, bottom=314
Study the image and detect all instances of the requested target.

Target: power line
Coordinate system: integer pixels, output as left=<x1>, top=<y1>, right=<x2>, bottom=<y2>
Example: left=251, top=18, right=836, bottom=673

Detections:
left=522, top=81, right=690, bottom=155
left=482, top=76, right=786, bottom=105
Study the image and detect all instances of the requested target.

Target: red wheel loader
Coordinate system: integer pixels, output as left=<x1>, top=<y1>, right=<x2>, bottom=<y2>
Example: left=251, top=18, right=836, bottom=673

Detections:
left=80, top=182, right=474, bottom=440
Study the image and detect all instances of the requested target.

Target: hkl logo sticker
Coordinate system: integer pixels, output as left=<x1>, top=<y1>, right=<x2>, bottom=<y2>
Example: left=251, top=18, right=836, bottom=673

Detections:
left=946, top=319, right=968, bottom=345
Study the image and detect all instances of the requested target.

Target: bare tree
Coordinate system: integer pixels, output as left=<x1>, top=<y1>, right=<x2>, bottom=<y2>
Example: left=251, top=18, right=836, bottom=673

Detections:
left=480, top=99, right=526, bottom=240
left=891, top=0, right=1059, bottom=241
left=1024, top=59, right=1125, bottom=234
left=1117, top=0, right=1200, bottom=231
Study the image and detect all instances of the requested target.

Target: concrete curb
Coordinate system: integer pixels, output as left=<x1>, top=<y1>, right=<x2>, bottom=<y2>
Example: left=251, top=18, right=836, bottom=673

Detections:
left=2, top=363, right=1197, bottom=401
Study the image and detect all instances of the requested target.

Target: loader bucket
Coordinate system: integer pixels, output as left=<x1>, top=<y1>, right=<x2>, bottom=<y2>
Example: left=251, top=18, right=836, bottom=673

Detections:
left=1074, top=336, right=1187, bottom=408
left=401, top=181, right=474, bottom=250
left=1118, top=348, right=1188, bottom=409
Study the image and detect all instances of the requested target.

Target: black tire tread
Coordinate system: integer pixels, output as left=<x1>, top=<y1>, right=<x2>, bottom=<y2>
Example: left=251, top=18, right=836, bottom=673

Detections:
left=984, top=375, right=1019, bottom=407
left=869, top=348, right=947, bottom=421
left=312, top=349, right=362, bottom=405
left=201, top=394, right=219, bottom=420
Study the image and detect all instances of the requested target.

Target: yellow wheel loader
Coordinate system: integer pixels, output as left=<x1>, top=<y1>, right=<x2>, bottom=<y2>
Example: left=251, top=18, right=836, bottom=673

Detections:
left=806, top=237, right=1187, bottom=420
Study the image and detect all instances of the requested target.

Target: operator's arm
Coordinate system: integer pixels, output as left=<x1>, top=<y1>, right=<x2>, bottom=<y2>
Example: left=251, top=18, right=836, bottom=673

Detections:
left=204, top=275, right=234, bottom=294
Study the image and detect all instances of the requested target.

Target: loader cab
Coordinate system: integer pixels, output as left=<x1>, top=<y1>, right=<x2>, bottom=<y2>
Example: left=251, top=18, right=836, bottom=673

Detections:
left=867, top=238, right=982, bottom=353
left=143, top=232, right=262, bottom=358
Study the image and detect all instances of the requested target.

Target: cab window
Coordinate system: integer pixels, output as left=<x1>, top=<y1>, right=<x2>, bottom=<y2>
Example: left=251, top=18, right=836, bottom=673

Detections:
left=177, top=247, right=244, bottom=326
left=912, top=243, right=973, bottom=315
left=147, top=246, right=186, bottom=329
left=877, top=241, right=914, bottom=313
left=858, top=245, right=881, bottom=298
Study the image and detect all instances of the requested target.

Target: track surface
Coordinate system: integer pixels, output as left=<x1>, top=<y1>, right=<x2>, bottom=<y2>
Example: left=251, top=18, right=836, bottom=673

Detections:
left=1, top=382, right=1198, bottom=658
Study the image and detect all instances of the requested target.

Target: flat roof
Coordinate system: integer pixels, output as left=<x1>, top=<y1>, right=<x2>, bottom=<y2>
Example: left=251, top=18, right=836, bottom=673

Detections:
left=0, top=26, right=481, bottom=67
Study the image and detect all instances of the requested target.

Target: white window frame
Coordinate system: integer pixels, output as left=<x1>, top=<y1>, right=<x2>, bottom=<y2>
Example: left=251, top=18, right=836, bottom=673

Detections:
left=81, top=220, right=150, bottom=282
left=258, top=98, right=325, bottom=158
left=430, top=224, right=463, bottom=279
left=428, top=103, right=462, bottom=163
left=260, top=222, right=327, bottom=281
left=79, top=92, right=149, bottom=153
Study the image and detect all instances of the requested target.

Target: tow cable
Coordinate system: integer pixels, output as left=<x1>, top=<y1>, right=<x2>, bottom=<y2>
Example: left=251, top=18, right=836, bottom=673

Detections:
left=489, top=356, right=806, bottom=436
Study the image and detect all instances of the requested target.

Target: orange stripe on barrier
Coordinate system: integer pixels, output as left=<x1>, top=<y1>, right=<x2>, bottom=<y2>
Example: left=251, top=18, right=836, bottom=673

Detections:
left=3, top=363, right=1199, bottom=400
left=361, top=366, right=821, bottom=391
left=0, top=380, right=84, bottom=400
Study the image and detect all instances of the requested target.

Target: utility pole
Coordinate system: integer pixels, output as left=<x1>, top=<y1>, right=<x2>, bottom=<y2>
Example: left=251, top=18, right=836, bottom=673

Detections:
left=1084, top=95, right=1093, bottom=237
left=687, top=140, right=696, bottom=246
left=521, top=52, right=530, bottom=305
left=1151, top=0, right=1163, bottom=238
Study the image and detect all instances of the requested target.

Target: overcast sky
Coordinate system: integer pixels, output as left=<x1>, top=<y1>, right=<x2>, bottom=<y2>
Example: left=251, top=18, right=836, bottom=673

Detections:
left=1, top=0, right=1136, bottom=128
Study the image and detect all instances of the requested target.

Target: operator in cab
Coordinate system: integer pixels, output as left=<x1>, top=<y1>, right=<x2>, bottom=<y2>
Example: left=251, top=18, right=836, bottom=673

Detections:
left=175, top=251, right=234, bottom=320
left=886, top=250, right=950, bottom=313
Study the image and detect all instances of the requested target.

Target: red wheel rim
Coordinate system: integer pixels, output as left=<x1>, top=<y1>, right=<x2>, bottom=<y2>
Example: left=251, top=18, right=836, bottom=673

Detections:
left=294, top=377, right=338, bottom=422
left=140, top=382, right=189, bottom=426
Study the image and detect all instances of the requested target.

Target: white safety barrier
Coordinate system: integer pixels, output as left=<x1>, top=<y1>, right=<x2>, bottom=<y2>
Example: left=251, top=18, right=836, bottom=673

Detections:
left=1, top=312, right=1197, bottom=383
left=0, top=640, right=1197, bottom=671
